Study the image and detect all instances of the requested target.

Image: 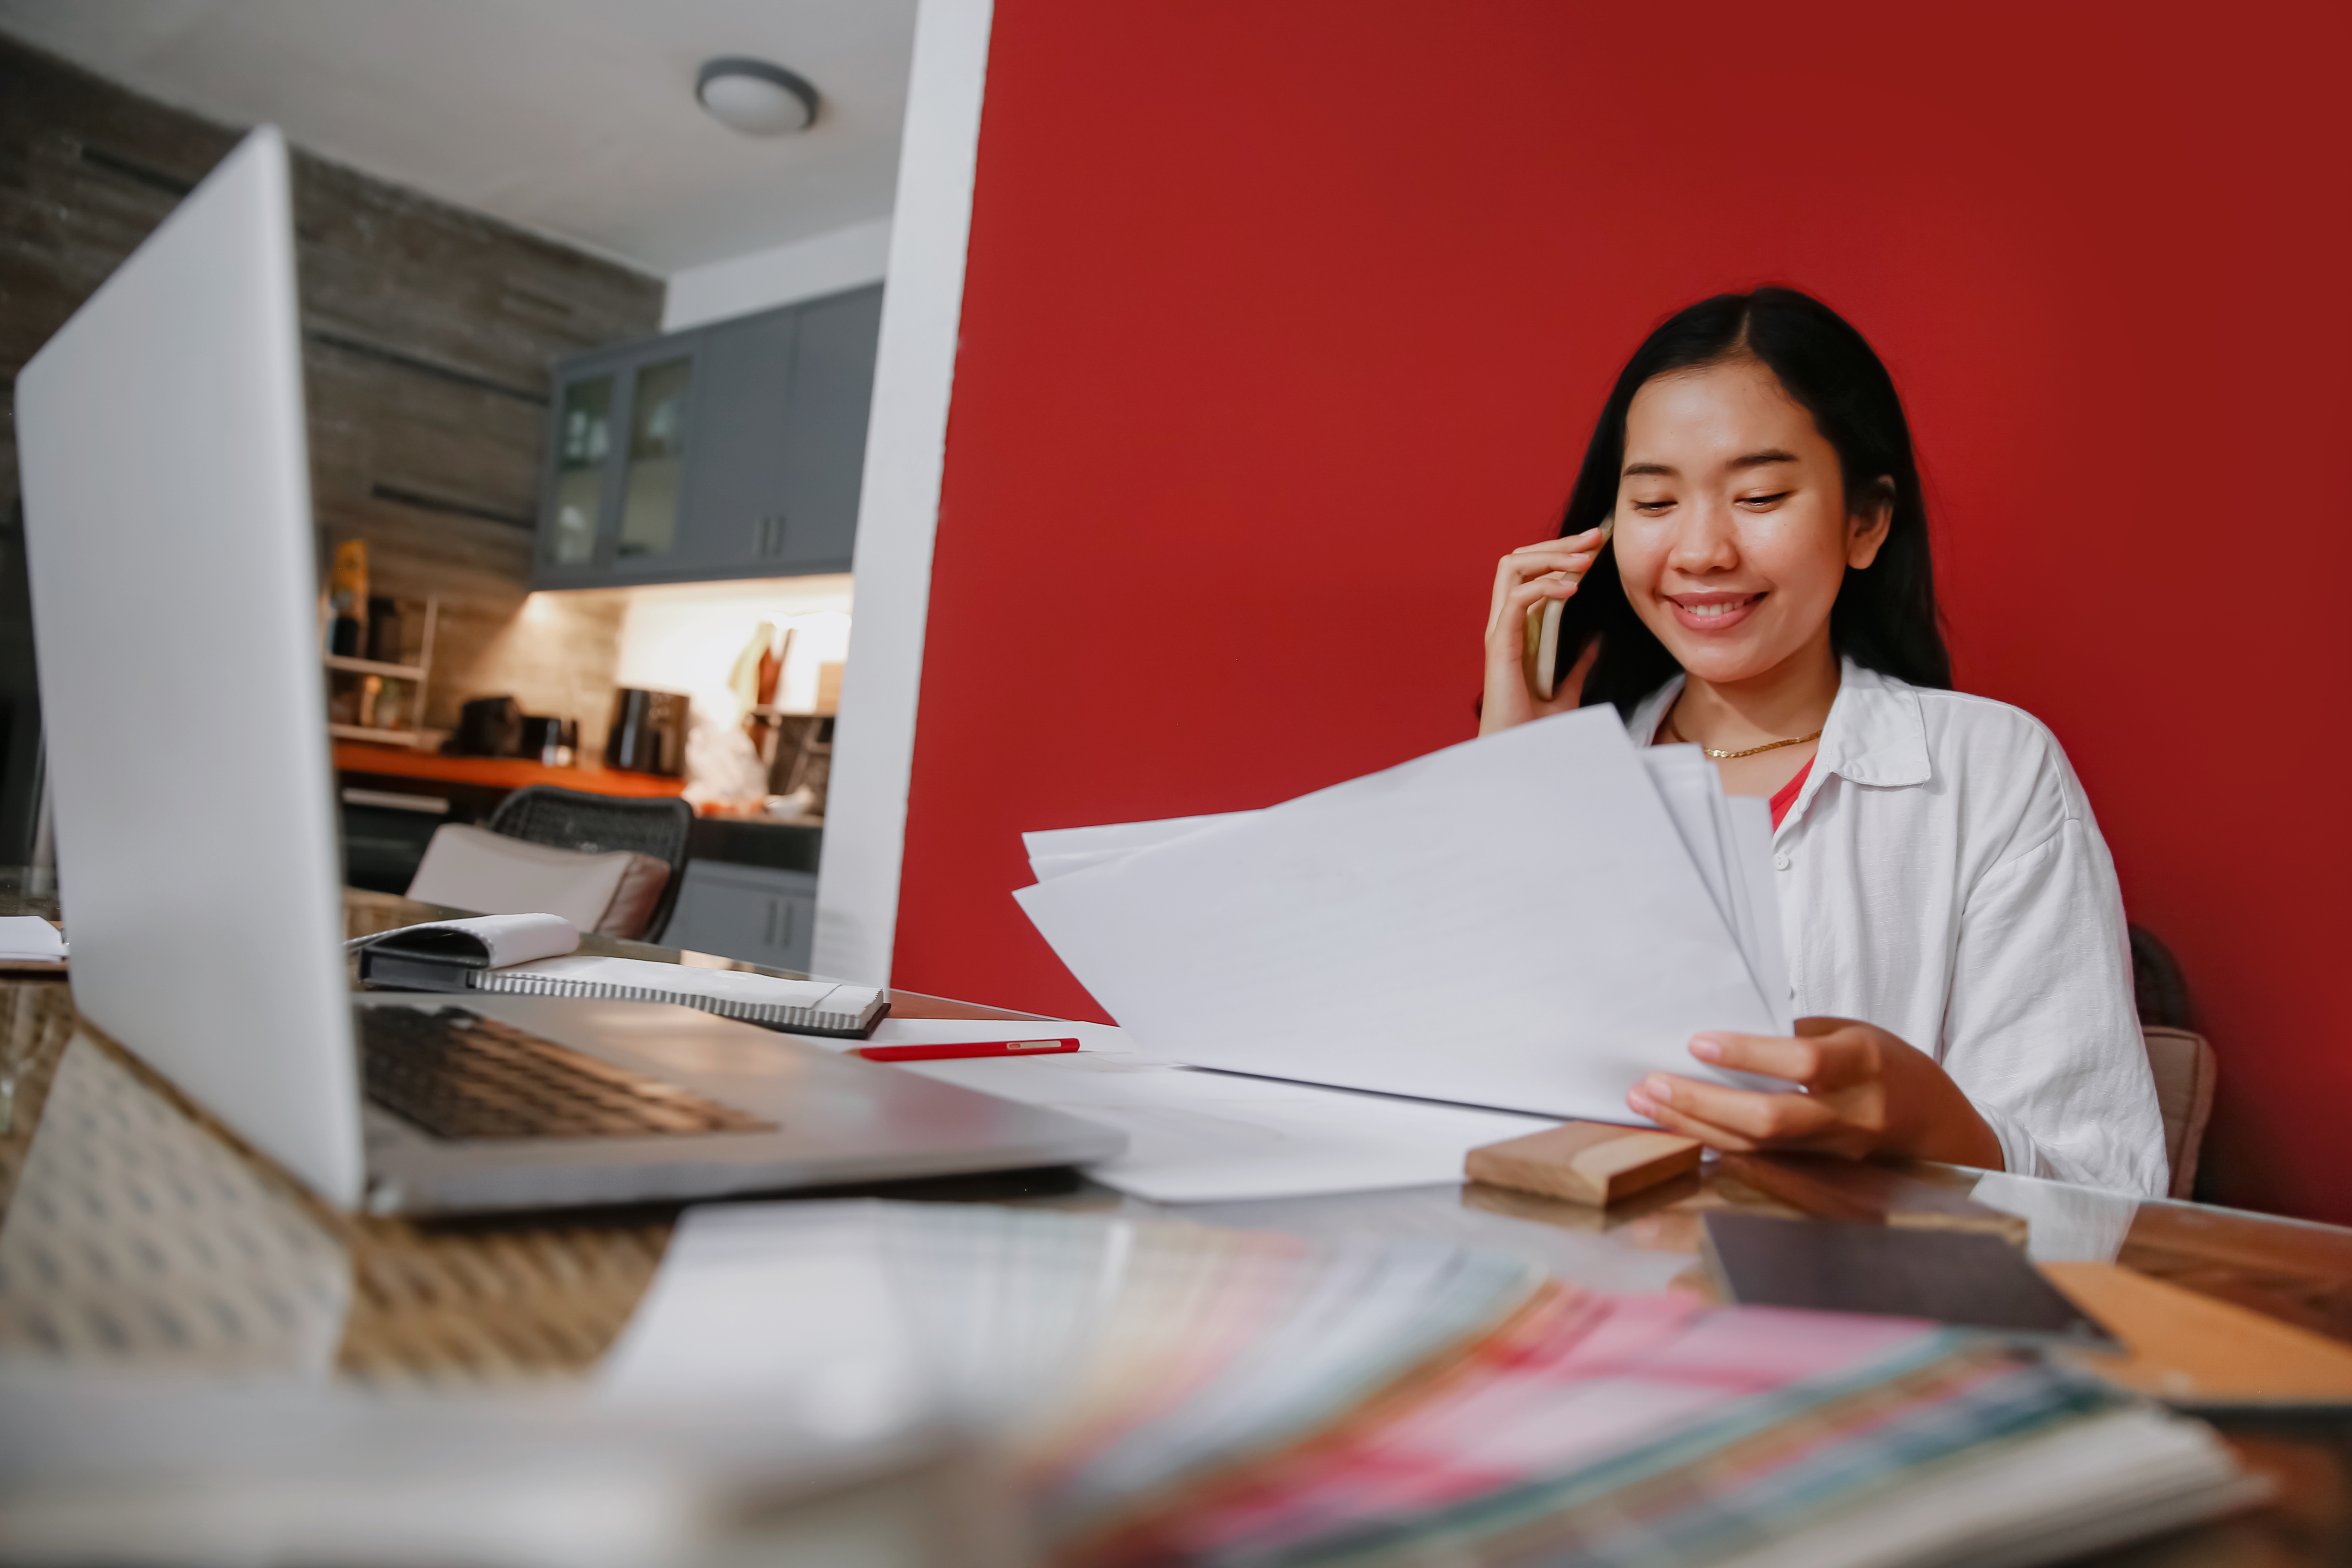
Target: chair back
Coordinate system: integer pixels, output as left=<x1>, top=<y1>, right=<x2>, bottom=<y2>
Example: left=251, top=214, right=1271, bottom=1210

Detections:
left=405, top=824, right=666, bottom=937
left=2142, top=1025, right=2217, bottom=1201
left=487, top=786, right=695, bottom=942
left=2127, top=924, right=2213, bottom=1199
left=2130, top=924, right=2193, bottom=1030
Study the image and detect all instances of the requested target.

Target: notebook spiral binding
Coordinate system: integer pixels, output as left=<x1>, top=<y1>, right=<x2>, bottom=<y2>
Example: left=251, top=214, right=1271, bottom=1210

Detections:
left=464, top=971, right=886, bottom=1037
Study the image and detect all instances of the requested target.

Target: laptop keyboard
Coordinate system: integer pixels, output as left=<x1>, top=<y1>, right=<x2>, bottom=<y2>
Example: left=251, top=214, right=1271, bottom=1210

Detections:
left=359, top=1005, right=776, bottom=1141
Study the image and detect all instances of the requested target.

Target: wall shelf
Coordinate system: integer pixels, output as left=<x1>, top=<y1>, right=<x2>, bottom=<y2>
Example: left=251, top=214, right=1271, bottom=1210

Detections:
left=323, top=653, right=430, bottom=680
left=320, top=593, right=439, bottom=750
left=328, top=723, right=425, bottom=746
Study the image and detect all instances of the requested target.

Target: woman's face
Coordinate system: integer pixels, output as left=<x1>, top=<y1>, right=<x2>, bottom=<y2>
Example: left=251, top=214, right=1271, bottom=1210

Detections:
left=1611, top=358, right=1889, bottom=688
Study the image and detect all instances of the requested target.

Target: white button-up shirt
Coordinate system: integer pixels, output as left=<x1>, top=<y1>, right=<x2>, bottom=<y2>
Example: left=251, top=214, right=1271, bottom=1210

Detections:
left=1627, top=660, right=2169, bottom=1196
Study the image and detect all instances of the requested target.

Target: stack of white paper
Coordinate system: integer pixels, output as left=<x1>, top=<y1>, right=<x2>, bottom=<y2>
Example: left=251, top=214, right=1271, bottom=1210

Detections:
left=1014, top=707, right=1793, bottom=1125
left=779, top=1017, right=1561, bottom=1203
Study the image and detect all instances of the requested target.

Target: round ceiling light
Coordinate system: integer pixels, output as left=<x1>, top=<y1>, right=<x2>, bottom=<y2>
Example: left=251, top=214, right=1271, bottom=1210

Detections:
left=696, top=56, right=820, bottom=135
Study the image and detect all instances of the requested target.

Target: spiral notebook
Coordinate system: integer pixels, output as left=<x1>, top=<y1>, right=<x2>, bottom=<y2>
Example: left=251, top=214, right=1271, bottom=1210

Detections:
left=350, top=915, right=888, bottom=1038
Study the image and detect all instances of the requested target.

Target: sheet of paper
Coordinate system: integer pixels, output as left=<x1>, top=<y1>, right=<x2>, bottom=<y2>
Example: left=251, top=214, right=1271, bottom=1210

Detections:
left=885, top=1054, right=1561, bottom=1202
left=1706, top=778, right=1764, bottom=988
left=1016, top=707, right=1782, bottom=1124
left=779, top=1016, right=1143, bottom=1056
left=1025, top=763, right=1791, bottom=1031
left=1027, top=812, right=1261, bottom=882
left=1725, top=794, right=1793, bottom=1030
left=0, top=915, right=66, bottom=960
left=1022, top=813, right=1255, bottom=863
left=1639, top=747, right=1739, bottom=941
left=777, top=1017, right=1552, bottom=1201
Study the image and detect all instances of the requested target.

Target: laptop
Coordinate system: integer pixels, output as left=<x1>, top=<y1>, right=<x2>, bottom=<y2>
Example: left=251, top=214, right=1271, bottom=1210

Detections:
left=14, top=125, right=1124, bottom=1216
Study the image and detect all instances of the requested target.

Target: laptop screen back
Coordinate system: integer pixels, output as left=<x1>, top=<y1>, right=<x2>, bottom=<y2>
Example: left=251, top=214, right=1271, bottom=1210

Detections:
left=16, top=127, right=362, bottom=1206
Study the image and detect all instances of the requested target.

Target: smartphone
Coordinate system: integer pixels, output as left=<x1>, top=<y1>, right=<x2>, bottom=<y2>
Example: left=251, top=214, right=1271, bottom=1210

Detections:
left=1522, top=518, right=1611, bottom=700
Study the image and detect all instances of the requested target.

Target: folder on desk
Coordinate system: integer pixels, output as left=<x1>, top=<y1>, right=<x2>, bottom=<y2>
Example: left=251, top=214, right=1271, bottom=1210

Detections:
left=1014, top=707, right=1794, bottom=1124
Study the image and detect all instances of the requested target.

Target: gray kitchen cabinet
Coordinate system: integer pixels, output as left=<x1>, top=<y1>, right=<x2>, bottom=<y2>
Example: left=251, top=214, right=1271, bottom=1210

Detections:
left=534, top=336, right=706, bottom=587
left=687, top=306, right=799, bottom=573
left=532, top=283, right=882, bottom=589
left=663, top=859, right=818, bottom=973
left=770, top=286, right=882, bottom=569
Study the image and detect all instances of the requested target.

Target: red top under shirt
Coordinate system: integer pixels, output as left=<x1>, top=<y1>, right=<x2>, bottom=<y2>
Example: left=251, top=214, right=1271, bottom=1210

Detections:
left=1650, top=713, right=1815, bottom=829
left=1769, top=759, right=1814, bottom=830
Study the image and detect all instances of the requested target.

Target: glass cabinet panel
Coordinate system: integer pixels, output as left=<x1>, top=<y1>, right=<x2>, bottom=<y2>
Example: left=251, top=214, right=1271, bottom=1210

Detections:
left=548, top=374, right=613, bottom=566
left=617, top=356, right=693, bottom=559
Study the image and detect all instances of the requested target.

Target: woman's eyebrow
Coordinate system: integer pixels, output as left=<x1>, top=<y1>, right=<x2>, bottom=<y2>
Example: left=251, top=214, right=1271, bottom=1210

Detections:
left=1622, top=461, right=1676, bottom=478
left=1728, top=449, right=1799, bottom=470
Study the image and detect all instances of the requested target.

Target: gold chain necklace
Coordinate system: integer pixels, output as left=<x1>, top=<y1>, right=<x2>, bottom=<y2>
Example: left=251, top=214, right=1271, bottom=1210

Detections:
left=1660, top=712, right=1824, bottom=760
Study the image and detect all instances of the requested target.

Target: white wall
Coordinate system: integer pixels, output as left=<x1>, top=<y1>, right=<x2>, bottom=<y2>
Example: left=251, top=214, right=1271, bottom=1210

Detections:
left=609, top=576, right=855, bottom=722
left=810, top=0, right=992, bottom=986
left=661, top=216, right=893, bottom=331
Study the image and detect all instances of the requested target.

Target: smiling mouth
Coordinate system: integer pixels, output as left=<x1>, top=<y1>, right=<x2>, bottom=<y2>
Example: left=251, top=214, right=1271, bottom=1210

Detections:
left=1671, top=593, right=1763, bottom=620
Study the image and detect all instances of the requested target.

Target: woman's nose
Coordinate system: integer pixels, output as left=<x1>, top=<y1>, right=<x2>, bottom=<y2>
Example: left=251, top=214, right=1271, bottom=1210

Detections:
left=1666, top=501, right=1741, bottom=573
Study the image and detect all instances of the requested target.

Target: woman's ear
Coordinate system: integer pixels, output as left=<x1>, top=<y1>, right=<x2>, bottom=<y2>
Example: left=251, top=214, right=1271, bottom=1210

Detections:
left=1846, top=476, right=1895, bottom=569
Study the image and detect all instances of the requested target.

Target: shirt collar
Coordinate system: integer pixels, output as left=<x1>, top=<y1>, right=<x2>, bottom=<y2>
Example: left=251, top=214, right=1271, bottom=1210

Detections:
left=1619, top=657, right=1931, bottom=789
left=1815, top=658, right=1931, bottom=788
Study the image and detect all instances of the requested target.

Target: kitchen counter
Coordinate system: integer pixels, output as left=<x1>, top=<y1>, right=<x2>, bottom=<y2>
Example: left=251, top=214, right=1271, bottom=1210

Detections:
left=687, top=816, right=822, bottom=873
left=334, top=742, right=688, bottom=894
left=332, top=742, right=686, bottom=798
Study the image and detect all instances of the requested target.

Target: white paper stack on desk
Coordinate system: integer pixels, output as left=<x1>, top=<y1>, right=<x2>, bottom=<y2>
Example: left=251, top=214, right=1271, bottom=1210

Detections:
left=1014, top=706, right=1795, bottom=1125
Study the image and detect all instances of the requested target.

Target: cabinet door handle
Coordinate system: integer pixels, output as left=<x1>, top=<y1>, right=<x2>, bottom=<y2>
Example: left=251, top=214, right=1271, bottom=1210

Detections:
left=758, top=514, right=787, bottom=556
left=763, top=899, right=779, bottom=946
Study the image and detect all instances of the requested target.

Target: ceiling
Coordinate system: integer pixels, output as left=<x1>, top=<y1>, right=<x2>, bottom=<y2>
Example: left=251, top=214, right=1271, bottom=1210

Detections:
left=0, top=0, right=917, bottom=275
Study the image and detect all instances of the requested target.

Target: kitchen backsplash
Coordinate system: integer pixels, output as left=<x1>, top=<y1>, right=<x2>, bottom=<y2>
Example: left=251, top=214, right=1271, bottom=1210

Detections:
left=611, top=575, right=854, bottom=725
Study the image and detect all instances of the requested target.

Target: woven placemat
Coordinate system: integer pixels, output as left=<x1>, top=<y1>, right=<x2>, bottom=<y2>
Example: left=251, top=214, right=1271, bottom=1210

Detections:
left=0, top=973, right=671, bottom=1386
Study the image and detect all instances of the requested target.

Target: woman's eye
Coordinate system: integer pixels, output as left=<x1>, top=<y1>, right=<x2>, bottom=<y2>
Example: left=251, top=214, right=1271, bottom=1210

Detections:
left=1737, top=491, right=1793, bottom=509
left=1629, top=498, right=1674, bottom=514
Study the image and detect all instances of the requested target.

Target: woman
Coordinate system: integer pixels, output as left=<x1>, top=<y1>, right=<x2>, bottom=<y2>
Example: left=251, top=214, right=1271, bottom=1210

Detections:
left=1481, top=287, right=2166, bottom=1196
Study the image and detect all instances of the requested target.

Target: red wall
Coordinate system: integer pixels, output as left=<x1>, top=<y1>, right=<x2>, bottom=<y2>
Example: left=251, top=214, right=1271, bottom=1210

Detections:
left=897, top=2, right=2352, bottom=1219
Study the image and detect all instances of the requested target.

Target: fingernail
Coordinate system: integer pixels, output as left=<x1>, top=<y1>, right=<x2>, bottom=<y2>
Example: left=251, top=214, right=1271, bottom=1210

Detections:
left=1643, top=1075, right=1675, bottom=1103
left=1688, top=1036, right=1723, bottom=1062
left=1626, top=1088, right=1655, bottom=1115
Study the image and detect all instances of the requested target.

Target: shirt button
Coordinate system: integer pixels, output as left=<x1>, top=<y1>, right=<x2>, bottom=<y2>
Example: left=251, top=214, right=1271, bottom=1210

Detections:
left=1773, top=853, right=1791, bottom=871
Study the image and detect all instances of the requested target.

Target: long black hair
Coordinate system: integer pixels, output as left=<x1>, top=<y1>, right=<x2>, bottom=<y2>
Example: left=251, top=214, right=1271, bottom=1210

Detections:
left=1550, top=286, right=1951, bottom=714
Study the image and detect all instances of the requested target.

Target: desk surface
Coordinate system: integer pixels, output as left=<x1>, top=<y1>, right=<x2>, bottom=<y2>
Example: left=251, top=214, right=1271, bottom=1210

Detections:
left=2, top=878, right=2346, bottom=1564
left=333, top=742, right=689, bottom=797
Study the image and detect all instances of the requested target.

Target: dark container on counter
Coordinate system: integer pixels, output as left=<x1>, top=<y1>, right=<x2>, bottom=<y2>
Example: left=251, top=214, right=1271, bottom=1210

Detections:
left=519, top=715, right=577, bottom=765
left=607, top=688, right=688, bottom=776
left=365, top=597, right=403, bottom=664
left=448, top=695, right=524, bottom=757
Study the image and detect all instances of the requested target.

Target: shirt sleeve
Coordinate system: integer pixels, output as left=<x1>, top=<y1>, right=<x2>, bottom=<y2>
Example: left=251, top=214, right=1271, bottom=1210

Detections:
left=1939, top=816, right=2170, bottom=1197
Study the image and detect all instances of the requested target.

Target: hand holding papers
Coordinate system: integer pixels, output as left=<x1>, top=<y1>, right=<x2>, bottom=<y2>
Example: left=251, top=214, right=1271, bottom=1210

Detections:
left=1015, top=707, right=1793, bottom=1125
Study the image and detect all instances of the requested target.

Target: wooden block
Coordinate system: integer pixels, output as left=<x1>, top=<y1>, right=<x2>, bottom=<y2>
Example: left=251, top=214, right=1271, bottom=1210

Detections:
left=1465, top=1122, right=1702, bottom=1207
left=2041, top=1261, right=2352, bottom=1407
left=1717, top=1152, right=2029, bottom=1247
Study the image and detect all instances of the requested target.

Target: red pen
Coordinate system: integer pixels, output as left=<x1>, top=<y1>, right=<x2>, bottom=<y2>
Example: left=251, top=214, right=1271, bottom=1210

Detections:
left=852, top=1037, right=1081, bottom=1062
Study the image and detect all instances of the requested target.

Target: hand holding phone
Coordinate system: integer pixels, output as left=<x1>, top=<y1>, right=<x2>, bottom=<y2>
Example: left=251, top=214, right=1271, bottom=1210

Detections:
left=1481, top=520, right=1610, bottom=734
